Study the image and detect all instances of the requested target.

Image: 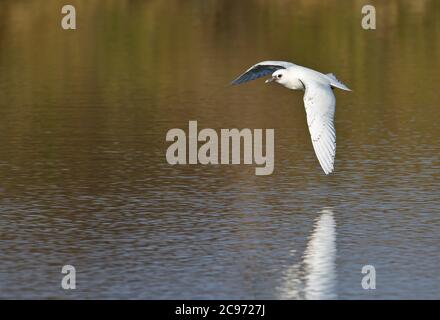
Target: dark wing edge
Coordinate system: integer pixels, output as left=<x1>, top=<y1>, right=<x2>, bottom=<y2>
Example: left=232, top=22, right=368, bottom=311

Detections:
left=231, top=64, right=287, bottom=85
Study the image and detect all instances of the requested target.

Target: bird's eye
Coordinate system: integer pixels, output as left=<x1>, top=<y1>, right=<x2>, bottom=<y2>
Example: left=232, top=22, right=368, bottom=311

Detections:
left=277, top=74, right=282, bottom=78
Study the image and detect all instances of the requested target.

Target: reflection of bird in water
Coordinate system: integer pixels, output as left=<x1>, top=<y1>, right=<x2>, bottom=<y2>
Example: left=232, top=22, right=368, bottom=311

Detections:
left=232, top=61, right=351, bottom=174
left=303, top=208, right=337, bottom=299
left=277, top=208, right=337, bottom=300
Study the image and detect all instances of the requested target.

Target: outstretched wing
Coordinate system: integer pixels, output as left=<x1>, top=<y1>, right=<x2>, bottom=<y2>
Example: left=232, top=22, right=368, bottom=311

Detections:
left=231, top=61, right=294, bottom=85
left=303, top=81, right=337, bottom=175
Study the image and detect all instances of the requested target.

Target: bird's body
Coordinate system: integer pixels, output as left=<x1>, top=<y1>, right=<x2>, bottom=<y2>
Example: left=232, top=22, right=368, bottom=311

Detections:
left=231, top=61, right=351, bottom=175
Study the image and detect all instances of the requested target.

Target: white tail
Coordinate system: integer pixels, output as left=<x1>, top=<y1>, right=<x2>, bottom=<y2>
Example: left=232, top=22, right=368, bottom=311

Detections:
left=326, top=73, right=351, bottom=91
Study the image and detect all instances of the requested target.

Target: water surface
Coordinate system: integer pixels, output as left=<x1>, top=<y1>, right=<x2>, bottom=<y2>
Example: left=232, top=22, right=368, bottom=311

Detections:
left=0, top=0, right=439, bottom=299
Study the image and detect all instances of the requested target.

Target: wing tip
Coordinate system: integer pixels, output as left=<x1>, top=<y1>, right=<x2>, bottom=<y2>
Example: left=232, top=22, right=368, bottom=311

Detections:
left=230, top=62, right=289, bottom=86
left=312, top=140, right=335, bottom=175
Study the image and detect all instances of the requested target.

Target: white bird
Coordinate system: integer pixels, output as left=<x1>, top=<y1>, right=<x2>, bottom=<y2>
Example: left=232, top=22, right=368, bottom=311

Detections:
left=231, top=61, right=351, bottom=175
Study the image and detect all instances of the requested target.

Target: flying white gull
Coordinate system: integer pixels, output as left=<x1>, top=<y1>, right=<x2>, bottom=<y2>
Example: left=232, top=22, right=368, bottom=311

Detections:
left=231, top=61, right=351, bottom=175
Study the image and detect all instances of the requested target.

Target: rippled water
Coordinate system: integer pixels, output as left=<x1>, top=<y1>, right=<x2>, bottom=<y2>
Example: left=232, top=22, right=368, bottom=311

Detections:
left=0, top=0, right=439, bottom=299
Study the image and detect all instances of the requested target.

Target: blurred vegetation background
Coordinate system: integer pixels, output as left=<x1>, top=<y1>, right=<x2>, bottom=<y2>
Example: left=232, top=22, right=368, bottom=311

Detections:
left=0, top=0, right=439, bottom=194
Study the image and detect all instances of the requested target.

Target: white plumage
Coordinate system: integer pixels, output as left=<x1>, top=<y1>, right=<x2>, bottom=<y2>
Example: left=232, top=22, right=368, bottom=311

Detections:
left=232, top=61, right=350, bottom=175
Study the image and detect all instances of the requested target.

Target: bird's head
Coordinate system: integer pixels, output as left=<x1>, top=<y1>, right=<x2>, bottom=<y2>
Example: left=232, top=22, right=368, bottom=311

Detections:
left=265, top=69, right=288, bottom=85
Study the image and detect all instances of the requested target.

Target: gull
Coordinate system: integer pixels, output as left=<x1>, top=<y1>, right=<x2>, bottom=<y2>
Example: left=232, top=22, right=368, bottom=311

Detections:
left=231, top=61, right=351, bottom=175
